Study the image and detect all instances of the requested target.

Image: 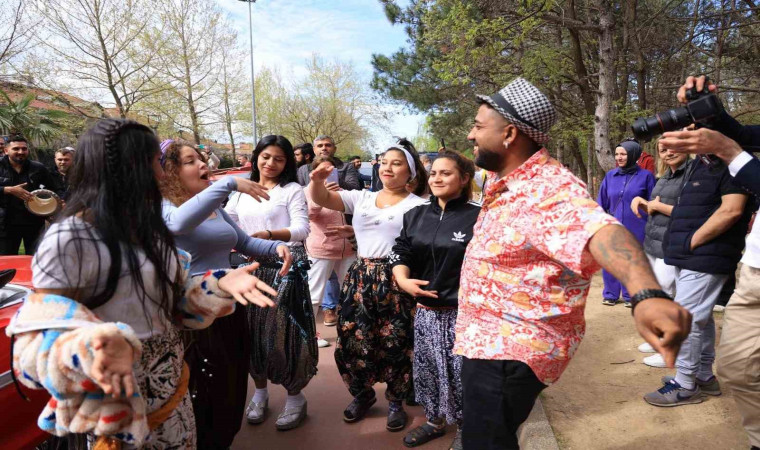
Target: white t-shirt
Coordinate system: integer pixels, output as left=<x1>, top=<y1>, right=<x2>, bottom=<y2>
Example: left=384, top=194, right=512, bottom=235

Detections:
left=339, top=190, right=426, bottom=258
left=729, top=152, right=760, bottom=268
left=32, top=217, right=177, bottom=339
left=224, top=182, right=310, bottom=247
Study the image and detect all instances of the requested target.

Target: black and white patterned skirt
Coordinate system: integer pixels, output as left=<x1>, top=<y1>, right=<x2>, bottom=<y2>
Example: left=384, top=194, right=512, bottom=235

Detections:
left=246, top=246, right=318, bottom=393
left=413, top=305, right=463, bottom=425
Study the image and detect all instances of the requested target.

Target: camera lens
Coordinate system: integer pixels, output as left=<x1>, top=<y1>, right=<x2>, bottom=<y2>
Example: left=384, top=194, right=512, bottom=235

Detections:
left=631, top=106, right=693, bottom=142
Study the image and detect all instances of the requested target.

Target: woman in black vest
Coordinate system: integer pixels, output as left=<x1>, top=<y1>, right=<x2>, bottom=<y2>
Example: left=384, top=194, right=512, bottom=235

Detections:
left=390, top=151, right=481, bottom=450
left=630, top=142, right=692, bottom=367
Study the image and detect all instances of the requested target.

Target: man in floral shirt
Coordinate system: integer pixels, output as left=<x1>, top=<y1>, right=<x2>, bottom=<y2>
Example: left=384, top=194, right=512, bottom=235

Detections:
left=455, top=78, right=693, bottom=449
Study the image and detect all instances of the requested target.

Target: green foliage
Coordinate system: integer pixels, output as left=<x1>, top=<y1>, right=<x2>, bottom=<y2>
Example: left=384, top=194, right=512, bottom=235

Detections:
left=0, top=89, right=67, bottom=144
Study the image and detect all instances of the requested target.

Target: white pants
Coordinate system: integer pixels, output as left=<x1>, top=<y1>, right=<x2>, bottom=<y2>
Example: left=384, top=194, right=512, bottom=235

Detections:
left=308, top=256, right=356, bottom=307
left=646, top=253, right=677, bottom=297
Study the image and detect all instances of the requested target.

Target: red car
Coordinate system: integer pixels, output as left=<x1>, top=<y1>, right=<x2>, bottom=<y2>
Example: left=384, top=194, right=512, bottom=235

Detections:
left=209, top=167, right=251, bottom=182
left=0, top=256, right=54, bottom=449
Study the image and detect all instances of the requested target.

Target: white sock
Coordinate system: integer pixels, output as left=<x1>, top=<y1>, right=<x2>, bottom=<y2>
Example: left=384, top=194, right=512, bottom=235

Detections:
left=285, top=392, right=306, bottom=408
left=253, top=388, right=269, bottom=403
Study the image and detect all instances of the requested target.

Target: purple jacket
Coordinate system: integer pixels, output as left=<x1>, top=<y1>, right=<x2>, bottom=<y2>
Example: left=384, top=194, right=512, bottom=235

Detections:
left=597, top=166, right=655, bottom=242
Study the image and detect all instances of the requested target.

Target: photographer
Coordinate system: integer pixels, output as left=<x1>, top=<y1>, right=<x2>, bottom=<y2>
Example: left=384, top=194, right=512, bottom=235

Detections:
left=659, top=75, right=760, bottom=450
left=659, top=76, right=760, bottom=197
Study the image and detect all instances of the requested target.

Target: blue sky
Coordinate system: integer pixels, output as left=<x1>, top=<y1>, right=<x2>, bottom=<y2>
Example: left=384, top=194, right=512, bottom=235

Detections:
left=218, top=0, right=425, bottom=147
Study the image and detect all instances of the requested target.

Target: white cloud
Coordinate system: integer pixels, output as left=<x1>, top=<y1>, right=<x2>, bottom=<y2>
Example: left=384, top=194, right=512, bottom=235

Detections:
left=219, top=0, right=424, bottom=148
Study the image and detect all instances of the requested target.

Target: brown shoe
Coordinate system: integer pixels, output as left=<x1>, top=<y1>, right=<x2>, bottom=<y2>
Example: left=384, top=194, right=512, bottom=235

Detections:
left=323, top=309, right=338, bottom=326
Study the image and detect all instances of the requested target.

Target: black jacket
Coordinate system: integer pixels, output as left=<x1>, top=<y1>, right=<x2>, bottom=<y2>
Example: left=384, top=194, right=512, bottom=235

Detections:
left=296, top=156, right=361, bottom=190
left=734, top=157, right=760, bottom=198
left=390, top=194, right=481, bottom=308
left=663, top=161, right=754, bottom=274
left=0, top=156, right=62, bottom=232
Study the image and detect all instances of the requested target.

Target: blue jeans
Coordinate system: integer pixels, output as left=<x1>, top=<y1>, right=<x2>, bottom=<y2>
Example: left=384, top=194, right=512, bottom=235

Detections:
left=323, top=271, right=340, bottom=310
left=674, top=268, right=728, bottom=383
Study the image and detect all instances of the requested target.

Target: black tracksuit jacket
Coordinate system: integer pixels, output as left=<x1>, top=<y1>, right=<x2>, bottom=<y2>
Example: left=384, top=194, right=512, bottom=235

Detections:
left=389, top=194, right=481, bottom=308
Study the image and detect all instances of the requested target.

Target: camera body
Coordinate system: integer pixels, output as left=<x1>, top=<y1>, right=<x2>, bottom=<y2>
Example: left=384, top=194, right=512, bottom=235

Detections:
left=631, top=87, right=724, bottom=142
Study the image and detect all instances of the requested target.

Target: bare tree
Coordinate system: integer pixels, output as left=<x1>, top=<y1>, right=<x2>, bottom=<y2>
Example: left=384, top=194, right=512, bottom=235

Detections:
left=0, top=1, right=35, bottom=67
left=35, top=0, right=163, bottom=118
left=154, top=0, right=224, bottom=144
left=214, top=30, right=249, bottom=164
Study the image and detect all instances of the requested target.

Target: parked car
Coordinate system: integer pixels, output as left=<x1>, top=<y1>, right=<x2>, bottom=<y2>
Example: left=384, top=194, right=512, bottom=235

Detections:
left=209, top=167, right=251, bottom=182
left=0, top=256, right=52, bottom=449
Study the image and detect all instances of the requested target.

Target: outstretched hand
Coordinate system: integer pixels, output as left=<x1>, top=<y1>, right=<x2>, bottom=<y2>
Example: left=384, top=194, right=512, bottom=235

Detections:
left=218, top=262, right=277, bottom=307
left=633, top=298, right=692, bottom=368
left=396, top=278, right=438, bottom=299
left=631, top=196, right=648, bottom=219
left=90, top=329, right=136, bottom=399
left=236, top=178, right=270, bottom=203
left=659, top=128, right=743, bottom=164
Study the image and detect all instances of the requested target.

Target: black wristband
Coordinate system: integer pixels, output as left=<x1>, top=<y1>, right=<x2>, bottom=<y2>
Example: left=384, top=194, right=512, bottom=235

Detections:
left=630, top=289, right=674, bottom=315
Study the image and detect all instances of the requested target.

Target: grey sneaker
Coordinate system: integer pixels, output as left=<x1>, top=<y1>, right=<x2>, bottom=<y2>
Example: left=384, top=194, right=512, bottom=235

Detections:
left=246, top=397, right=268, bottom=424
left=662, top=375, right=721, bottom=396
left=644, top=380, right=704, bottom=407
left=275, top=401, right=307, bottom=431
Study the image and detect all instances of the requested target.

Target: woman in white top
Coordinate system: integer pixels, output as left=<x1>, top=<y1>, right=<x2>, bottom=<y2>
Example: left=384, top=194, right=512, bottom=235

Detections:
left=309, top=138, right=428, bottom=432
left=224, top=134, right=315, bottom=431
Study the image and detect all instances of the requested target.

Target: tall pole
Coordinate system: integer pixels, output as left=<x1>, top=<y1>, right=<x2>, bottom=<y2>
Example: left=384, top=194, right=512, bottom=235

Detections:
left=246, top=0, right=257, bottom=144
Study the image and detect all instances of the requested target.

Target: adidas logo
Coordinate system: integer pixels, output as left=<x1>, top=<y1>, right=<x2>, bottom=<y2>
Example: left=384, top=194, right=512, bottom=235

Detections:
left=452, top=231, right=466, bottom=242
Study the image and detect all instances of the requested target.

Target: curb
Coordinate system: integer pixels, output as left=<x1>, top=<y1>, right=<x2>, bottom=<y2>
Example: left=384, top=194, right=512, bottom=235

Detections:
left=518, top=397, right=561, bottom=450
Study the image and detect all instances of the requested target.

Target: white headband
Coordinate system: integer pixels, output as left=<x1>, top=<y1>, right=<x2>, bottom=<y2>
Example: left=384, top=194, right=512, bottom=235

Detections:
left=386, top=147, right=417, bottom=181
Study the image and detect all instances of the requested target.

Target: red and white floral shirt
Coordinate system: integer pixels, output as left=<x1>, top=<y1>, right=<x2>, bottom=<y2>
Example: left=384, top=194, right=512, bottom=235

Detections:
left=454, top=149, right=619, bottom=384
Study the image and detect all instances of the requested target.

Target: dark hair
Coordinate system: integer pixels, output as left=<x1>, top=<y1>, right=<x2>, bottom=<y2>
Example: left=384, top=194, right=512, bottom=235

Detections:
left=295, top=142, right=315, bottom=160
left=350, top=155, right=361, bottom=161
left=433, top=150, right=476, bottom=200
left=7, top=134, right=27, bottom=144
left=250, top=135, right=297, bottom=187
left=50, top=119, right=182, bottom=321
left=384, top=137, right=428, bottom=197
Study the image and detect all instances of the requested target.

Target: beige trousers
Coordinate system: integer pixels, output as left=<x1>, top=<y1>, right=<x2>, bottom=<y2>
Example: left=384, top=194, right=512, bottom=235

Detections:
left=717, top=263, right=760, bottom=448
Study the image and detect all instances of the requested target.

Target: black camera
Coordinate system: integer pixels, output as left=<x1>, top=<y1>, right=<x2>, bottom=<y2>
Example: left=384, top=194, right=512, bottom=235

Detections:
left=631, top=83, right=724, bottom=142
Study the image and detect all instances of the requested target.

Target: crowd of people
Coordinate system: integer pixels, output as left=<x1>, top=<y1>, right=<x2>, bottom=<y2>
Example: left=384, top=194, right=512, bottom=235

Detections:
left=2, top=74, right=758, bottom=450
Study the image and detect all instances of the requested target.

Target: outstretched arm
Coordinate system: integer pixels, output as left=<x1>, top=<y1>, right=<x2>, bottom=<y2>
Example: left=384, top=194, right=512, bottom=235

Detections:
left=588, top=224, right=692, bottom=367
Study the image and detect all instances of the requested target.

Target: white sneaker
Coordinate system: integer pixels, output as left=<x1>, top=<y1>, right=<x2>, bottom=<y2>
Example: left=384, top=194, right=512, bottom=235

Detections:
left=638, top=342, right=656, bottom=353
left=643, top=353, right=667, bottom=368
left=713, top=304, right=726, bottom=312
left=317, top=338, right=330, bottom=348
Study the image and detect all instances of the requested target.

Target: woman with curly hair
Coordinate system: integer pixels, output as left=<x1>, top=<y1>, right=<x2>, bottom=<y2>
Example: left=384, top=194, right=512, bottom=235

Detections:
left=160, top=139, right=292, bottom=449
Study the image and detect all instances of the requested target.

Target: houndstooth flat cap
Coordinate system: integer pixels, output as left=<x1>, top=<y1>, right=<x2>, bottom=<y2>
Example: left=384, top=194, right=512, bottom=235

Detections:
left=476, top=78, right=557, bottom=145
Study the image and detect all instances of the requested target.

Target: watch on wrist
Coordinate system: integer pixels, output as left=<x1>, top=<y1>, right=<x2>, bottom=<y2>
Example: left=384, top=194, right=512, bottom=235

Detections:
left=630, top=289, right=674, bottom=314
left=266, top=230, right=273, bottom=239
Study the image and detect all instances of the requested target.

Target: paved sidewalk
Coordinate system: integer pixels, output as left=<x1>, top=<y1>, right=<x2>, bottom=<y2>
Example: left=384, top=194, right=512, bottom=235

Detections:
left=232, top=311, right=560, bottom=449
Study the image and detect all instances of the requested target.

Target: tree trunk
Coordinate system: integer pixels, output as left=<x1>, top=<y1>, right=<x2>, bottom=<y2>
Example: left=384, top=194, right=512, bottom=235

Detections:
left=569, top=138, right=588, bottom=183
left=594, top=0, right=617, bottom=172
left=568, top=0, right=595, bottom=116
left=587, top=139, right=595, bottom=195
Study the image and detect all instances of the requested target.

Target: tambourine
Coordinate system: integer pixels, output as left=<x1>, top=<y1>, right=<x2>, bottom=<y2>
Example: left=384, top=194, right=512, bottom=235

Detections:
left=25, top=189, right=62, bottom=217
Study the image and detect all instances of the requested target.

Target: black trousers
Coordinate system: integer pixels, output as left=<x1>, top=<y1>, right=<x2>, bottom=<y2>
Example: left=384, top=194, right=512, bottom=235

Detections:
left=462, top=358, right=547, bottom=450
left=184, top=306, right=249, bottom=449
left=0, top=224, right=44, bottom=255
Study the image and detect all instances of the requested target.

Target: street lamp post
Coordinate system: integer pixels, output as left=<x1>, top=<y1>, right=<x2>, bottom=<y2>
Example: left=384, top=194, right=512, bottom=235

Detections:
left=238, top=0, right=257, bottom=145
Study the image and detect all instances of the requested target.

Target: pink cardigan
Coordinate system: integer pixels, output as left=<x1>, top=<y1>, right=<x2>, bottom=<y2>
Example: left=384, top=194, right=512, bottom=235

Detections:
left=304, top=184, right=356, bottom=260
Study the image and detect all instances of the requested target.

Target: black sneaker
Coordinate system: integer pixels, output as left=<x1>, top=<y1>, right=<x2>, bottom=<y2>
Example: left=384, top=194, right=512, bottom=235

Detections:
left=343, top=394, right=377, bottom=423
left=602, top=298, right=618, bottom=306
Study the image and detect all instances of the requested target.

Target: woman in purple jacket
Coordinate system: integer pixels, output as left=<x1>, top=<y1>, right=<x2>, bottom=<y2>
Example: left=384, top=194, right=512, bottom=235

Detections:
left=597, top=139, right=656, bottom=306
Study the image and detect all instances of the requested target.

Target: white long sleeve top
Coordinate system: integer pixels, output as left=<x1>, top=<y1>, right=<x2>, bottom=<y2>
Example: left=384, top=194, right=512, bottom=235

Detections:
left=224, top=181, right=310, bottom=246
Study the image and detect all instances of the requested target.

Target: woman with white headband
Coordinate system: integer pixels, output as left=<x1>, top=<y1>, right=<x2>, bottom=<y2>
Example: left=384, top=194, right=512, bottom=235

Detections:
left=309, top=138, right=427, bottom=431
